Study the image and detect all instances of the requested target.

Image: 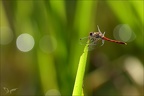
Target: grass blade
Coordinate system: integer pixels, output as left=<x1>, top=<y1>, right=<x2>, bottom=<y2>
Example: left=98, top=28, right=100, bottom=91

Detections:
left=72, top=44, right=89, bottom=95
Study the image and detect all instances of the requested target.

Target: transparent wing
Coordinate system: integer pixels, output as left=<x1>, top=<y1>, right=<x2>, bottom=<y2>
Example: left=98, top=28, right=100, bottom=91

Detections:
left=79, top=37, right=89, bottom=45
left=87, top=38, right=99, bottom=51
left=80, top=37, right=99, bottom=51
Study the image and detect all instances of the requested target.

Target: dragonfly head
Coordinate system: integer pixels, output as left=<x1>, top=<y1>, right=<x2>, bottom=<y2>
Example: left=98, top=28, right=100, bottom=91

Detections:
left=89, top=32, right=103, bottom=39
left=89, top=32, right=93, bottom=36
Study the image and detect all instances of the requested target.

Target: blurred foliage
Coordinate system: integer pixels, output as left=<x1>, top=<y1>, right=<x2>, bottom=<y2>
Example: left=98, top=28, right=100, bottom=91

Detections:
left=0, top=0, right=143, bottom=96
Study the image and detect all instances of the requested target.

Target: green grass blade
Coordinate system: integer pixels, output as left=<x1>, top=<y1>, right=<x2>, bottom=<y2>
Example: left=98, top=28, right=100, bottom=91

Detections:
left=72, top=44, right=89, bottom=95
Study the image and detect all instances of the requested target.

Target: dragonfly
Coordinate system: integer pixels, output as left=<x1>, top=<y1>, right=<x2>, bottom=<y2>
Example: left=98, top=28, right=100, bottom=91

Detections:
left=80, top=25, right=127, bottom=50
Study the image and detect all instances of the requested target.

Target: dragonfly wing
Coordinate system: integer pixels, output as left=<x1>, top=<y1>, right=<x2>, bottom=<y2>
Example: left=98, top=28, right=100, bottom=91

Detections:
left=79, top=37, right=89, bottom=45
left=87, top=38, right=99, bottom=51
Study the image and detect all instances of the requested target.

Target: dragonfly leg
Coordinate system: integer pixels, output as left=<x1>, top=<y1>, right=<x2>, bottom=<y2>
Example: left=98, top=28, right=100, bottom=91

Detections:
left=97, top=25, right=101, bottom=33
left=101, top=40, right=105, bottom=46
left=91, top=38, right=94, bottom=42
left=102, top=32, right=105, bottom=36
left=101, top=32, right=105, bottom=46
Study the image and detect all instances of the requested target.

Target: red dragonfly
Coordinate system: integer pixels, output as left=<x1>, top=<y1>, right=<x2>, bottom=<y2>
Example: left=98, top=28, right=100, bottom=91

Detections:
left=80, top=25, right=127, bottom=50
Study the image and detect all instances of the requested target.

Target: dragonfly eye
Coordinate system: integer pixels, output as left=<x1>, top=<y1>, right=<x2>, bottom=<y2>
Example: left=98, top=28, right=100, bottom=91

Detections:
left=89, top=32, right=93, bottom=36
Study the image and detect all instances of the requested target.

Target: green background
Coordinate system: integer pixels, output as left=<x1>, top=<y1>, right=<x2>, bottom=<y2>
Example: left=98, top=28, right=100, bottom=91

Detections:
left=0, top=0, right=143, bottom=96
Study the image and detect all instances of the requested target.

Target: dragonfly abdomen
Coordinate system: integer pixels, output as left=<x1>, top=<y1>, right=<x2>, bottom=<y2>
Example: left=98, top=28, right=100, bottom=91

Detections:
left=102, top=37, right=127, bottom=45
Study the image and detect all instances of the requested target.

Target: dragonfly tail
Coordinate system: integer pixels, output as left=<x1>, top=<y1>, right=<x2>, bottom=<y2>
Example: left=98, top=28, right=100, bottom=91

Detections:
left=102, top=37, right=127, bottom=45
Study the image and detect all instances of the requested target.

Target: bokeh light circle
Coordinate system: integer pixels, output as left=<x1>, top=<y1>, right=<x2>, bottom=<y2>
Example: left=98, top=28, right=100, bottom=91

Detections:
left=45, top=89, right=61, bottom=96
left=113, top=24, right=136, bottom=42
left=39, top=35, right=57, bottom=53
left=0, top=27, right=13, bottom=45
left=16, top=33, right=35, bottom=52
